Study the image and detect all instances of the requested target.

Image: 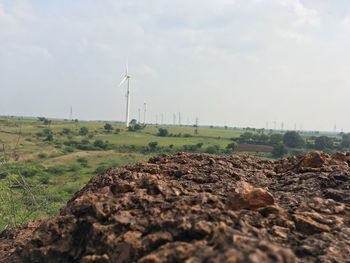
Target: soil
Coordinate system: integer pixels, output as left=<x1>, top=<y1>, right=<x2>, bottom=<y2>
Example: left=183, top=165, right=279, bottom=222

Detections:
left=1, top=151, right=350, bottom=263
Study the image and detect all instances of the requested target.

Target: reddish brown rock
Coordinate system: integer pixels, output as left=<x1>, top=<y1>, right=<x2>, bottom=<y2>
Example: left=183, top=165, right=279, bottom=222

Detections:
left=293, top=214, right=330, bottom=234
left=1, top=152, right=350, bottom=263
left=226, top=181, right=274, bottom=211
left=299, top=151, right=329, bottom=168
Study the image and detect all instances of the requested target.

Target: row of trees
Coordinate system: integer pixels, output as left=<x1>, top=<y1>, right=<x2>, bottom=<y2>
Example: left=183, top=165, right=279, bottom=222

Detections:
left=233, top=131, right=350, bottom=157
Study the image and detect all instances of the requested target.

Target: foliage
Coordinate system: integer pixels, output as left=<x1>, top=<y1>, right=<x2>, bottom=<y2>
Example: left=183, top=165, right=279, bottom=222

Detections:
left=272, top=143, right=288, bottom=157
left=314, top=136, right=334, bottom=150
left=104, top=123, right=114, bottom=132
left=93, top=139, right=109, bottom=150
left=205, top=145, right=221, bottom=154
left=61, top=128, right=72, bottom=135
left=226, top=142, right=236, bottom=152
left=148, top=141, right=158, bottom=150
left=341, top=133, right=350, bottom=148
left=283, top=131, right=305, bottom=148
left=269, top=133, right=283, bottom=145
left=128, top=119, right=144, bottom=132
left=79, top=127, right=89, bottom=136
left=157, top=128, right=169, bottom=137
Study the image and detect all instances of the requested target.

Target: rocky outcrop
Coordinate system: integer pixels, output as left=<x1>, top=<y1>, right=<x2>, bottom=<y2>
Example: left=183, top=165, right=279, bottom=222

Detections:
left=1, top=152, right=350, bottom=263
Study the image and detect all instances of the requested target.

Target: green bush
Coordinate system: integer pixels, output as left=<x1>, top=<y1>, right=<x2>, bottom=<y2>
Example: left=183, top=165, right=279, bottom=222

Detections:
left=79, top=127, right=89, bottom=136
left=283, top=131, right=305, bottom=148
left=148, top=141, right=159, bottom=150
left=93, top=139, right=109, bottom=150
left=46, top=165, right=66, bottom=175
left=157, top=128, right=169, bottom=137
left=226, top=142, right=236, bottom=152
left=63, top=146, right=75, bottom=153
left=38, top=153, right=47, bottom=159
left=205, top=145, right=221, bottom=154
left=272, top=143, right=288, bottom=157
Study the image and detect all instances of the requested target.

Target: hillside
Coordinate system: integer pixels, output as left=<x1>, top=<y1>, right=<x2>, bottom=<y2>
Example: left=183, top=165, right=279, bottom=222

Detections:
left=1, top=151, right=350, bottom=262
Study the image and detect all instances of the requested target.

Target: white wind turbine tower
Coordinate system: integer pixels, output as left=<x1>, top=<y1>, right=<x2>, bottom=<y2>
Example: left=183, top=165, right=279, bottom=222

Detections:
left=119, top=62, right=131, bottom=127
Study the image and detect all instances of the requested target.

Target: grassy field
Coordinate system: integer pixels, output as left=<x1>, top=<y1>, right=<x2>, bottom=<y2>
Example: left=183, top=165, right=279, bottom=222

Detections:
left=0, top=117, right=345, bottom=229
left=0, top=117, right=252, bottom=229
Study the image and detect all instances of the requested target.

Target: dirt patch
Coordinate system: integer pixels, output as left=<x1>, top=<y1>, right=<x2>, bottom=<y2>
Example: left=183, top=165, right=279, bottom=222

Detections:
left=1, top=152, right=350, bottom=262
left=236, top=143, right=273, bottom=153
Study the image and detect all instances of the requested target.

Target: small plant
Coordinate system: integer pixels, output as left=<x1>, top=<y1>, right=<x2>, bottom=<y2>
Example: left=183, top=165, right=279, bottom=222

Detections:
left=157, top=128, right=169, bottom=137
left=104, top=123, right=114, bottom=133
left=148, top=141, right=158, bottom=151
left=38, top=153, right=47, bottom=159
left=79, top=127, right=89, bottom=136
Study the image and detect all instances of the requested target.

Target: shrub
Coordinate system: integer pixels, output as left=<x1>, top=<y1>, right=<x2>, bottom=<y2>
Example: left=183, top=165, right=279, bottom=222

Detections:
left=272, top=143, right=288, bottom=157
left=226, top=142, right=236, bottom=152
left=38, top=153, right=47, bottom=159
left=314, top=136, right=334, bottom=150
left=63, top=146, right=75, bottom=153
left=62, top=128, right=71, bottom=135
left=68, top=164, right=80, bottom=172
left=148, top=141, right=158, bottom=150
left=94, top=139, right=109, bottom=150
left=196, top=142, right=203, bottom=148
left=157, top=128, right=169, bottom=137
left=104, top=123, right=114, bottom=132
left=46, top=165, right=66, bottom=175
left=269, top=133, right=283, bottom=145
left=128, top=119, right=144, bottom=132
left=205, top=145, right=221, bottom=154
left=77, top=157, right=89, bottom=167
left=79, top=127, right=89, bottom=136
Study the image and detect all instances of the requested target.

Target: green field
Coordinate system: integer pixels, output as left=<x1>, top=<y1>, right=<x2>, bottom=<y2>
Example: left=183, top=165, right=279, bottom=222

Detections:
left=0, top=117, right=346, bottom=229
left=0, top=117, right=250, bottom=229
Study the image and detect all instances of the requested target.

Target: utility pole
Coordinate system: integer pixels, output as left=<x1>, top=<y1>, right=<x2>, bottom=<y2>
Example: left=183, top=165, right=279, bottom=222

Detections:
left=178, top=112, right=181, bottom=126
left=194, top=117, right=199, bottom=135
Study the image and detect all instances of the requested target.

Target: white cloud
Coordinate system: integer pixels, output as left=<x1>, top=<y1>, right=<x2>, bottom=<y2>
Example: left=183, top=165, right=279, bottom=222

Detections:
left=1, top=0, right=350, bottom=130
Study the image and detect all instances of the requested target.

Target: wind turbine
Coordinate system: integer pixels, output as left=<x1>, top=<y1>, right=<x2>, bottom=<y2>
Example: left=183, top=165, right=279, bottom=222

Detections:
left=119, top=62, right=131, bottom=127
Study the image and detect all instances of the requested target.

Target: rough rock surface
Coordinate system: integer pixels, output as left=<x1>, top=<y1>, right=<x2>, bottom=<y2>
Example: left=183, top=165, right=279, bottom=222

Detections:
left=1, top=152, right=350, bottom=263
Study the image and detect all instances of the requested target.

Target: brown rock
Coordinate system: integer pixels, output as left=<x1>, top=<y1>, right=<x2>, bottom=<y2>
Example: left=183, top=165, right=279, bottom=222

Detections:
left=299, top=151, right=328, bottom=168
left=293, top=214, right=330, bottom=234
left=226, top=182, right=274, bottom=211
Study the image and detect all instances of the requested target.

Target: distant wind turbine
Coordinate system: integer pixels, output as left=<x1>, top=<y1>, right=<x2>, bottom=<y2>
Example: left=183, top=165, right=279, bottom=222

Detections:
left=119, top=62, right=131, bottom=127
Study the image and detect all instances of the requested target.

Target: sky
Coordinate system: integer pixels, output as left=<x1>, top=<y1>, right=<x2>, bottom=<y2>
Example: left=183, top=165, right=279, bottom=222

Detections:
left=1, top=0, right=350, bottom=131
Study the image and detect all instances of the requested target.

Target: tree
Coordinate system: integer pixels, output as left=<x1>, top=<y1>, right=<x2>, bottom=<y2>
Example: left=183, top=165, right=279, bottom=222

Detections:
left=79, top=127, right=89, bottom=136
left=283, top=131, right=305, bottom=148
left=128, top=119, right=143, bottom=132
left=157, top=128, right=169, bottom=137
left=269, top=133, right=283, bottom=145
left=314, top=136, right=334, bottom=150
left=272, top=143, right=288, bottom=157
left=237, top=132, right=254, bottom=144
left=341, top=133, right=350, bottom=148
left=226, top=142, right=236, bottom=152
left=104, top=123, right=114, bottom=133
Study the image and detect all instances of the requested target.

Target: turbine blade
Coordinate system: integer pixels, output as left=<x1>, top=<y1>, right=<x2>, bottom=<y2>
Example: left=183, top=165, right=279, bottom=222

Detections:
left=126, top=59, right=129, bottom=75
left=118, top=76, right=127, bottom=87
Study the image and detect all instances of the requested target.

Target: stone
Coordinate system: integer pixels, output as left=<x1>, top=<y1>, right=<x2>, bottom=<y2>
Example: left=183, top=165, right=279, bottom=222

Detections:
left=226, top=181, right=274, bottom=211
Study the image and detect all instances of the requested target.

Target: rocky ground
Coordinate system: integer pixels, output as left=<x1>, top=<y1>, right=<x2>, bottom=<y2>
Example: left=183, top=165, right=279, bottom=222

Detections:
left=1, top=151, right=350, bottom=263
